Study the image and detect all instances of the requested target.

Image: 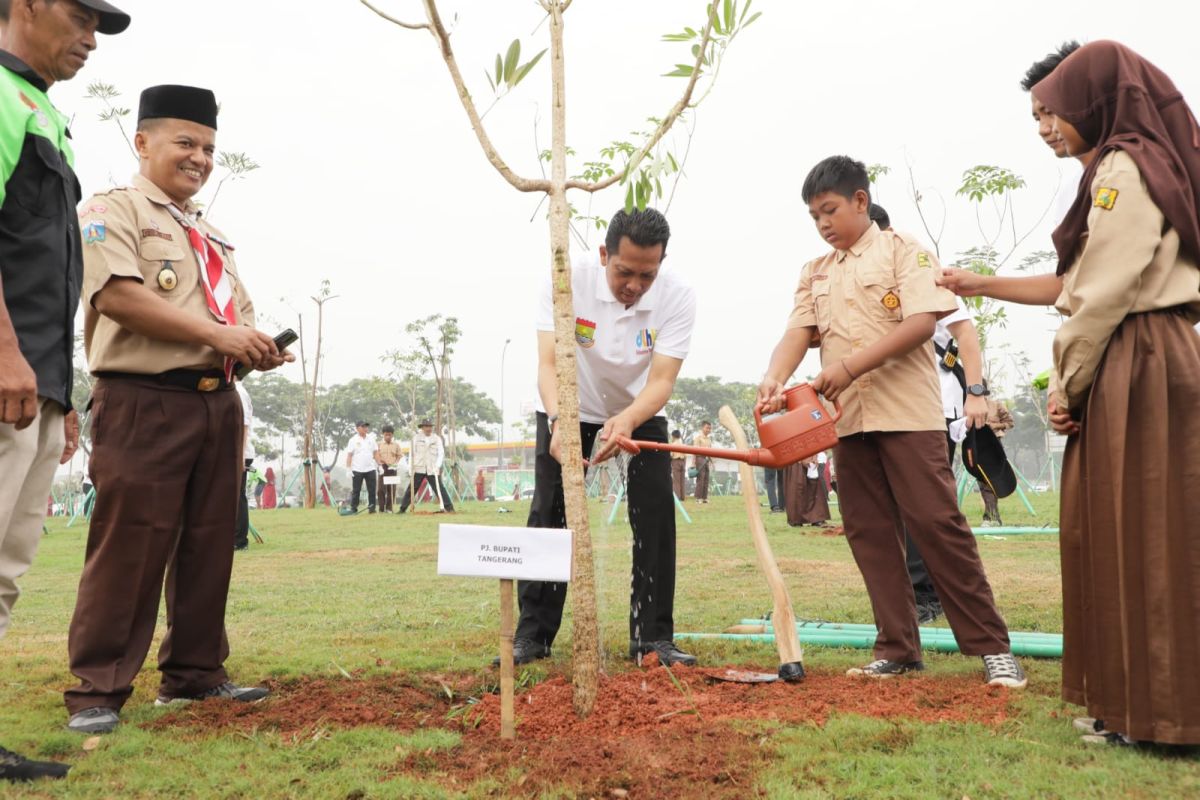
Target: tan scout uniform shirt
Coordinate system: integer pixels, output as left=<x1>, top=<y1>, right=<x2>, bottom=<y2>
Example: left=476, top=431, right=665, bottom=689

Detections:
left=788, top=223, right=957, bottom=437
left=378, top=440, right=404, bottom=467
left=1053, top=150, right=1200, bottom=412
left=81, top=174, right=255, bottom=373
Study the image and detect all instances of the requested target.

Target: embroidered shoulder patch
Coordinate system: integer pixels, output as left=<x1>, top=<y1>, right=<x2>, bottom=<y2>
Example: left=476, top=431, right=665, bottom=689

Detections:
left=82, top=221, right=106, bottom=244
left=1094, top=187, right=1119, bottom=210
left=916, top=252, right=933, bottom=269
left=575, top=317, right=596, bottom=348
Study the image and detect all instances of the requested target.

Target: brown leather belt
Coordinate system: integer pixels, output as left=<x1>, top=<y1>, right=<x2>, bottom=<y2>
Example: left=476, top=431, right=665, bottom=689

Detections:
left=95, top=369, right=232, bottom=392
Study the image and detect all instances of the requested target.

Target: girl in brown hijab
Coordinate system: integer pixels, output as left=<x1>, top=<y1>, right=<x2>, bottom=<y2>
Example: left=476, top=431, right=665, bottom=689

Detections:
left=1034, top=40, right=1200, bottom=747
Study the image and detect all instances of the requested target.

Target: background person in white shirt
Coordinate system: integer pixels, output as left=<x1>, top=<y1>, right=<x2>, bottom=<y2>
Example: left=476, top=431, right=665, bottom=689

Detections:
left=344, top=421, right=379, bottom=514
left=234, top=382, right=254, bottom=550
left=503, top=207, right=699, bottom=669
left=398, top=420, right=453, bottom=512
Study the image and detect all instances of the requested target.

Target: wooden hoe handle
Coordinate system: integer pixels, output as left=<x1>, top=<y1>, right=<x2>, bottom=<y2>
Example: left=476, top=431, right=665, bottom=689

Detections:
left=717, top=405, right=804, bottom=668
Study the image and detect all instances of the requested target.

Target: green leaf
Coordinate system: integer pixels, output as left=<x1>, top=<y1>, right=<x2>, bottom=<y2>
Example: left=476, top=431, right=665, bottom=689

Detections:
left=503, top=39, right=520, bottom=84
left=485, top=70, right=495, bottom=92
left=739, top=0, right=753, bottom=25
left=723, top=0, right=734, bottom=33
left=664, top=64, right=694, bottom=78
left=624, top=182, right=635, bottom=214
left=494, top=54, right=503, bottom=87
left=512, top=49, right=547, bottom=87
left=743, top=10, right=762, bottom=27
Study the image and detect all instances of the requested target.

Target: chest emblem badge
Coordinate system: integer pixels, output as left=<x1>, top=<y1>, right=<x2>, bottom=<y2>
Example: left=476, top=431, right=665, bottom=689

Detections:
left=575, top=317, right=596, bottom=348
left=157, top=263, right=179, bottom=291
left=881, top=291, right=900, bottom=311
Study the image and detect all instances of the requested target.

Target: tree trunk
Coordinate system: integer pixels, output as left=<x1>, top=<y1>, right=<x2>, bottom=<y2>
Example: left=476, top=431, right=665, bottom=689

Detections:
left=299, top=313, right=316, bottom=509
left=547, top=1, right=599, bottom=719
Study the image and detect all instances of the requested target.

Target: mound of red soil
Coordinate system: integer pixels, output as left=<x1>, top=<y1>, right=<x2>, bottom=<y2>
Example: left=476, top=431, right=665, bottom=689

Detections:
left=148, top=664, right=1016, bottom=797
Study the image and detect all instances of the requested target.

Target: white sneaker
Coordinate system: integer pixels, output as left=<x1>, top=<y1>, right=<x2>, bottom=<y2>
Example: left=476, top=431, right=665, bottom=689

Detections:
left=982, top=653, right=1027, bottom=688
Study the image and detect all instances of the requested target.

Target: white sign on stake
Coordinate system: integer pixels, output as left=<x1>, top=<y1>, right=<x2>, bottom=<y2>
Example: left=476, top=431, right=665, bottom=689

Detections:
left=437, top=524, right=572, bottom=583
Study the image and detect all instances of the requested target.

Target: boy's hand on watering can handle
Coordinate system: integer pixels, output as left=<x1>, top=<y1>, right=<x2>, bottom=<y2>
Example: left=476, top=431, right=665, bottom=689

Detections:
left=757, top=377, right=786, bottom=413
left=811, top=362, right=855, bottom=403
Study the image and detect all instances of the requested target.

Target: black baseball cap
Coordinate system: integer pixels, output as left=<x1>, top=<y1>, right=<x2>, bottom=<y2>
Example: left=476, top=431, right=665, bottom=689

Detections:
left=79, top=0, right=132, bottom=35
left=962, top=426, right=1017, bottom=499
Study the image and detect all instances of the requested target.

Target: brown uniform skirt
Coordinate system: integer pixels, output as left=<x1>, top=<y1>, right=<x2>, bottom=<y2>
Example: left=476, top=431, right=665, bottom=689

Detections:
left=1060, top=310, right=1200, bottom=744
left=784, top=463, right=830, bottom=526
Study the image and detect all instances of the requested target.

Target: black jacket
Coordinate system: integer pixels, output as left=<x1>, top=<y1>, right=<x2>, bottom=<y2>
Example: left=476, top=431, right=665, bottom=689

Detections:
left=0, top=50, right=82, bottom=410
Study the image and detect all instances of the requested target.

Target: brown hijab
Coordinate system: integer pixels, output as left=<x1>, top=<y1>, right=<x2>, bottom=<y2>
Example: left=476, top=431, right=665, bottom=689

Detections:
left=1033, top=40, right=1200, bottom=275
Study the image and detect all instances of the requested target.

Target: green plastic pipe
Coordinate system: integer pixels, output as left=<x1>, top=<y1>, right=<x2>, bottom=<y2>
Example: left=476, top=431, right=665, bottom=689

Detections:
left=971, top=526, right=1059, bottom=535
left=739, top=620, right=1062, bottom=642
left=675, top=631, right=1062, bottom=658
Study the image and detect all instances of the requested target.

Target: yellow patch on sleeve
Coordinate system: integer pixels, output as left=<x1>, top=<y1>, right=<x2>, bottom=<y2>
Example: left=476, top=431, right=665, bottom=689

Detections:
left=917, top=252, right=933, bottom=269
left=1094, top=187, right=1119, bottom=210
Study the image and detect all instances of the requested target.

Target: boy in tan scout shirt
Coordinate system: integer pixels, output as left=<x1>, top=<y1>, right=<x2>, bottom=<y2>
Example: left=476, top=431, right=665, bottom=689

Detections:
left=758, top=155, right=1025, bottom=687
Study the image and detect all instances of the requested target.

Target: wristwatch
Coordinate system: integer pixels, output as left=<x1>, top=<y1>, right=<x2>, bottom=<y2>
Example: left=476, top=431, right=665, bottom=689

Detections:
left=966, top=383, right=990, bottom=397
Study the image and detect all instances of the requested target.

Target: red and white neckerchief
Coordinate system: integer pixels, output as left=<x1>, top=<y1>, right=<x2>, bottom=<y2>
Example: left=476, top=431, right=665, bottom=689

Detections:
left=166, top=204, right=237, bottom=381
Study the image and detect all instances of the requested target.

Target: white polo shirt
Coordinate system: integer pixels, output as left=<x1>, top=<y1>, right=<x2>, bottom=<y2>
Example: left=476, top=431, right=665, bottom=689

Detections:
left=931, top=299, right=972, bottom=419
left=346, top=432, right=379, bottom=473
left=536, top=251, right=697, bottom=424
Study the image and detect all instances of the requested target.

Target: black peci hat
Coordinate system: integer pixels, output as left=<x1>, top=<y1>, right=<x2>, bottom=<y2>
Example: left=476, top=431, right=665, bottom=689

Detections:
left=138, top=85, right=218, bottom=129
left=418, top=419, right=433, bottom=428
left=79, top=0, right=131, bottom=35
left=961, top=426, right=1017, bottom=499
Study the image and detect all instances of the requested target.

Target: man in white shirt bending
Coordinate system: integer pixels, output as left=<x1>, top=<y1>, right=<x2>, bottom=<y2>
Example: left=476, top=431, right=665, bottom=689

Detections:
left=502, top=207, right=699, bottom=669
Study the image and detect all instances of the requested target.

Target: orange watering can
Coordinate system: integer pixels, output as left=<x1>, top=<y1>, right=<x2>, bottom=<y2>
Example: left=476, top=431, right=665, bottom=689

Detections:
left=614, top=384, right=842, bottom=468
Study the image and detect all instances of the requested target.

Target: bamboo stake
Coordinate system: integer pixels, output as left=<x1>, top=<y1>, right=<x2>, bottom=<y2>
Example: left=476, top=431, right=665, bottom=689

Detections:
left=499, top=579, right=515, bottom=740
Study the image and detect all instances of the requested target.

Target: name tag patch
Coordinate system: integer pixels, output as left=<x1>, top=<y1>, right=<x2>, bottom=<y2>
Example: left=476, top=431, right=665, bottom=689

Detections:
left=1094, top=187, right=1119, bottom=210
left=141, top=228, right=174, bottom=241
left=575, top=317, right=596, bottom=348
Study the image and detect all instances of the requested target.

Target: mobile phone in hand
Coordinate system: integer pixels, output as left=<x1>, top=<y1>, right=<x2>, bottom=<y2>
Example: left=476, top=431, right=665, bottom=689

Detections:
left=235, top=328, right=298, bottom=380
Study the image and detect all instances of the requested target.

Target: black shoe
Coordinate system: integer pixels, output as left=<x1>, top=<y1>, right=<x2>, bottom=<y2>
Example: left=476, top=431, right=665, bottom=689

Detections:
left=155, top=681, right=270, bottom=706
left=234, top=543, right=248, bottom=551
left=491, top=637, right=551, bottom=667
left=630, top=640, right=698, bottom=667
left=846, top=659, right=925, bottom=678
left=916, top=598, right=943, bottom=625
left=0, top=746, right=70, bottom=782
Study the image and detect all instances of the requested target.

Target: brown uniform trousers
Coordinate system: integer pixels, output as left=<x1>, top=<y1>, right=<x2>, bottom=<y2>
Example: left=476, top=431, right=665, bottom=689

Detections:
left=836, top=430, right=1010, bottom=663
left=670, top=457, right=685, bottom=500
left=64, top=376, right=242, bottom=713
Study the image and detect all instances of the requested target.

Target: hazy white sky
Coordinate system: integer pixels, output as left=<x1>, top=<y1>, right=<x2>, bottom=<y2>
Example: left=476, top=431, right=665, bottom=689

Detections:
left=52, top=0, right=1200, bottom=438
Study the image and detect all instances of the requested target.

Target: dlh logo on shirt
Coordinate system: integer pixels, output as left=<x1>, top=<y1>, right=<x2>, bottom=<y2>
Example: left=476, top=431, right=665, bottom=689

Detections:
left=634, top=328, right=657, bottom=355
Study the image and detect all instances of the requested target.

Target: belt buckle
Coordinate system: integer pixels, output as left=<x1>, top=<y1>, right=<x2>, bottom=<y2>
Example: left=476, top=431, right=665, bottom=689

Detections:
left=197, top=376, right=221, bottom=392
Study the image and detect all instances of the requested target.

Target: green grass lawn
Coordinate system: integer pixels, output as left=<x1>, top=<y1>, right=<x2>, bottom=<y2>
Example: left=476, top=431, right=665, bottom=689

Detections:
left=2, top=488, right=1197, bottom=798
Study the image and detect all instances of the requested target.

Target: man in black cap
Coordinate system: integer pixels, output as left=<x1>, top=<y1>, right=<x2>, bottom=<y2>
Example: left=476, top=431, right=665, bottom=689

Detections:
left=0, top=0, right=128, bottom=782
left=62, top=84, right=291, bottom=735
